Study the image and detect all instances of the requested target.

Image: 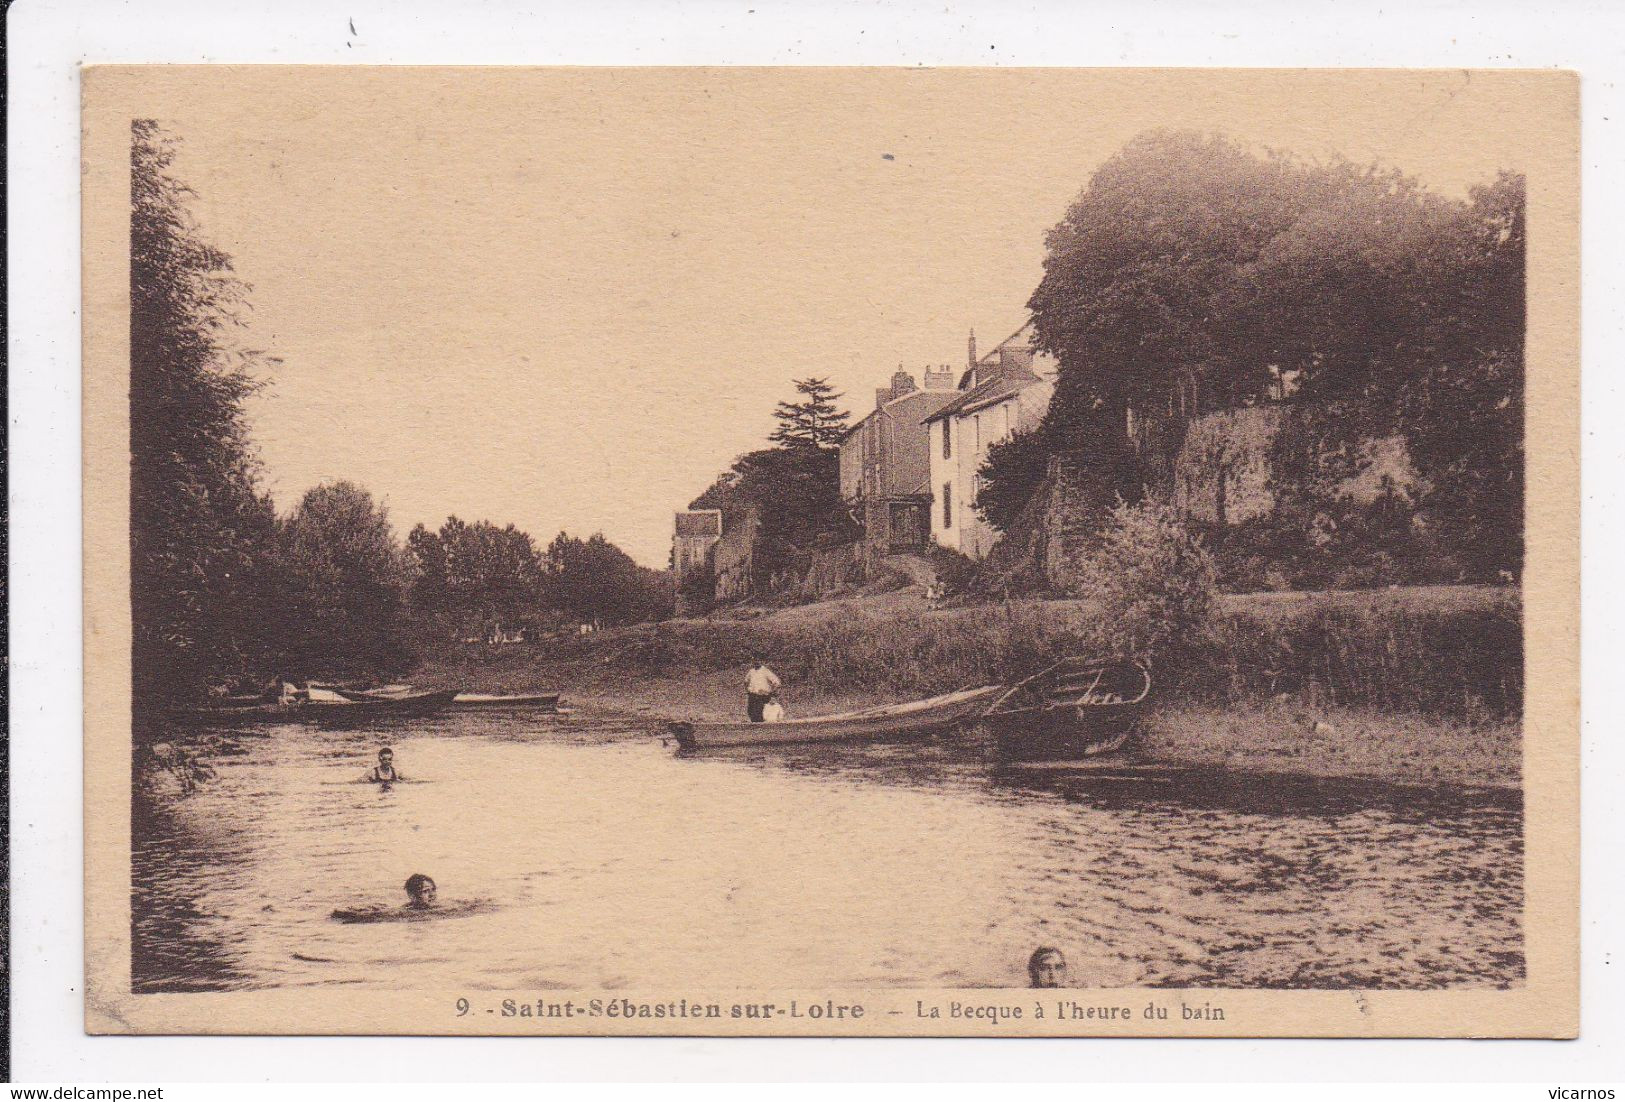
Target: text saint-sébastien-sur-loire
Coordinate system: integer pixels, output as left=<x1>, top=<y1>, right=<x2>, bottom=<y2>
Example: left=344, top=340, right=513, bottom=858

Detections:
left=498, top=998, right=865, bottom=1020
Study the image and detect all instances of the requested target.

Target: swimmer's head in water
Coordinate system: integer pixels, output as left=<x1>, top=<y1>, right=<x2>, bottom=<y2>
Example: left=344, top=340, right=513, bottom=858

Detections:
left=378, top=747, right=394, bottom=763
left=1028, top=946, right=1067, bottom=988
left=404, top=873, right=437, bottom=908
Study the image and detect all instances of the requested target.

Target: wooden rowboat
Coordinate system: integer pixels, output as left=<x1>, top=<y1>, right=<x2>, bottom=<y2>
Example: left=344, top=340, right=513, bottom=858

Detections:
left=333, top=686, right=417, bottom=702
left=668, top=685, right=1002, bottom=750
left=337, top=686, right=557, bottom=711
left=451, top=692, right=561, bottom=711
left=978, top=657, right=1150, bottom=761
left=172, top=689, right=459, bottom=724
left=315, top=688, right=460, bottom=719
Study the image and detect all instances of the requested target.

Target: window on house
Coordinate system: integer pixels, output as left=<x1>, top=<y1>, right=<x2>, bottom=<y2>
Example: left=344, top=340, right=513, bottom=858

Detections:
left=942, top=421, right=951, bottom=460
left=943, top=482, right=953, bottom=528
left=974, top=414, right=981, bottom=453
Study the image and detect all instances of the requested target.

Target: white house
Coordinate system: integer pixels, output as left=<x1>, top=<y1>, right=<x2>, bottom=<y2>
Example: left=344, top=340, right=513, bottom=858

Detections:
left=923, top=323, right=1057, bottom=560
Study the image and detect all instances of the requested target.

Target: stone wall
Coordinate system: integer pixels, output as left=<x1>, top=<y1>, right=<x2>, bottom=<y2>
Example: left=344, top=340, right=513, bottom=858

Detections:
left=713, top=505, right=760, bottom=602
left=1172, top=406, right=1284, bottom=526
left=1172, top=406, right=1418, bottom=524
left=973, top=455, right=1103, bottom=595
left=974, top=405, right=1423, bottom=596
left=799, top=542, right=865, bottom=599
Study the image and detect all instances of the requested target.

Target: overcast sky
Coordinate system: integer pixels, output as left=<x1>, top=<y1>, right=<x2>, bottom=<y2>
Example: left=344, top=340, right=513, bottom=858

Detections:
left=154, top=68, right=1538, bottom=566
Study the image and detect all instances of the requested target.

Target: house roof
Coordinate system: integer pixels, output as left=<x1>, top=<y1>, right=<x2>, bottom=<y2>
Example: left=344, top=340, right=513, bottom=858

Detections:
left=959, top=320, right=1039, bottom=384
left=887, top=387, right=960, bottom=420
left=922, top=367, right=1042, bottom=424
left=840, top=387, right=961, bottom=442
left=673, top=510, right=722, bottom=538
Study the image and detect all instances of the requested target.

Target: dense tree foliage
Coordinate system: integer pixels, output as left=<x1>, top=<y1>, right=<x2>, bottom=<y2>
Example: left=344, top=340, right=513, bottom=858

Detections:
left=407, top=517, right=546, bottom=632
left=408, top=516, right=673, bottom=633
left=975, top=424, right=1143, bottom=535
left=1252, top=170, right=1526, bottom=579
left=273, top=482, right=415, bottom=678
left=130, top=119, right=282, bottom=708
left=1029, top=132, right=1308, bottom=447
left=542, top=532, right=673, bottom=626
left=130, top=124, right=422, bottom=701
left=1022, top=130, right=1526, bottom=579
left=973, top=430, right=1052, bottom=533
left=691, top=447, right=851, bottom=550
left=1395, top=173, right=1525, bottom=577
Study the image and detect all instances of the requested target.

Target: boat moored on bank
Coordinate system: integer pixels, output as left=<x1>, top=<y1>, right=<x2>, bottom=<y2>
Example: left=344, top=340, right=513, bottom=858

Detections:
left=451, top=692, right=562, bottom=711
left=170, top=688, right=460, bottom=724
left=978, top=657, right=1150, bottom=761
left=668, top=685, right=1002, bottom=750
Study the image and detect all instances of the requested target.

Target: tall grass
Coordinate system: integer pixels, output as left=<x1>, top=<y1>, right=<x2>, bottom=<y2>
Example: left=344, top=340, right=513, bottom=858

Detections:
left=783, top=604, right=1098, bottom=696
left=553, top=603, right=1098, bottom=697
left=1193, top=604, right=1522, bottom=717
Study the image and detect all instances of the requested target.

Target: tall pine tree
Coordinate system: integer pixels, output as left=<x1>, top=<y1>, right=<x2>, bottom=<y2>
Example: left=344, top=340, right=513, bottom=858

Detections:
left=769, top=377, right=849, bottom=450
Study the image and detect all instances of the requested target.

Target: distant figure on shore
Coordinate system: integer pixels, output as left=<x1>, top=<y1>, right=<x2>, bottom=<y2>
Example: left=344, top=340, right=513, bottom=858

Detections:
left=363, top=746, right=402, bottom=784
left=263, top=676, right=309, bottom=706
left=404, top=873, right=437, bottom=910
left=746, top=657, right=782, bottom=723
left=1028, top=946, right=1068, bottom=989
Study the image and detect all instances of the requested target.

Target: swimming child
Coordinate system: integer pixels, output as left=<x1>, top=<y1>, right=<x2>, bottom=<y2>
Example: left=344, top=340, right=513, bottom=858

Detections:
left=404, top=873, right=437, bottom=910
left=363, top=747, right=403, bottom=783
left=1027, top=946, right=1068, bottom=989
left=331, top=873, right=449, bottom=923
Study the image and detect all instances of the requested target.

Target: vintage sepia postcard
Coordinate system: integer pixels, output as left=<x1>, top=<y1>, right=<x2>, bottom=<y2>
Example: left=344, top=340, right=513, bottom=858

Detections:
left=82, top=66, right=1578, bottom=1037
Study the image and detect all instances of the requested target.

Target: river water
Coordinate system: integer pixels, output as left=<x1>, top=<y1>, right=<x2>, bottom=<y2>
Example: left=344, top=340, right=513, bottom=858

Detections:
left=133, top=709, right=1523, bottom=993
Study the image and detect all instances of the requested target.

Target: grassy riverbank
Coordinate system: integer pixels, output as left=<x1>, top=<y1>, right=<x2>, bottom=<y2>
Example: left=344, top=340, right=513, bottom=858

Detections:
left=411, top=584, right=1521, bottom=789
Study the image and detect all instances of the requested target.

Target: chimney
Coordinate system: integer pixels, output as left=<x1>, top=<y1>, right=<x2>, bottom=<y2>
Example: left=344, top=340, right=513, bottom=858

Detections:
left=875, top=388, right=890, bottom=410
left=998, top=346, right=1035, bottom=376
left=890, top=369, right=917, bottom=400
left=924, top=364, right=955, bottom=390
left=967, top=329, right=978, bottom=370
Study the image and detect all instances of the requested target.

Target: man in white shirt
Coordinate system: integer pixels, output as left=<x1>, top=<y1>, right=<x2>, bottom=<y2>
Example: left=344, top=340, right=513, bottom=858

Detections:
left=745, top=657, right=782, bottom=723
